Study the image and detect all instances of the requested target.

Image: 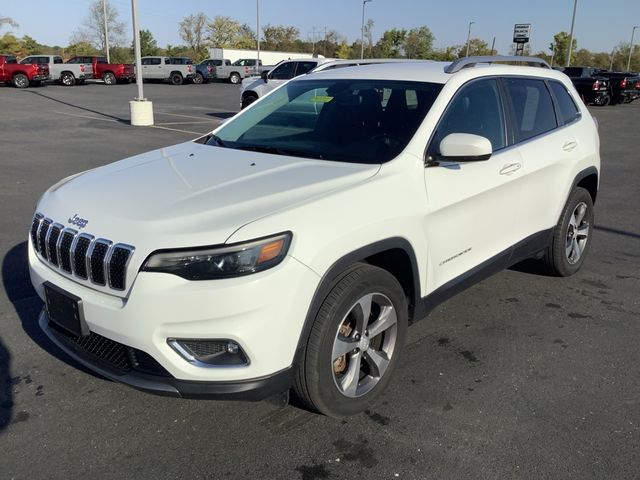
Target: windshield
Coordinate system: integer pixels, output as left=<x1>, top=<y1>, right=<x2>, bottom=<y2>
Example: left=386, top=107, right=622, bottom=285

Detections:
left=209, top=79, right=443, bottom=164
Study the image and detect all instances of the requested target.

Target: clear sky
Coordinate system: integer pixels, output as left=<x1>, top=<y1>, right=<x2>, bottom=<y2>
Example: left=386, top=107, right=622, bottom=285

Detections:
left=2, top=0, right=639, bottom=55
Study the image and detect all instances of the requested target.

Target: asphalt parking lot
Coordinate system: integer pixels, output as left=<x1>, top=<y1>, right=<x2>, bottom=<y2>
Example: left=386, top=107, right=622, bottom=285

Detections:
left=1, top=82, right=639, bottom=479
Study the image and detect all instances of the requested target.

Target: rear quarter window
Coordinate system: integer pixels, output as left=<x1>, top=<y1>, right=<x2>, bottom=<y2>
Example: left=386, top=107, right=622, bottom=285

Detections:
left=548, top=81, right=581, bottom=126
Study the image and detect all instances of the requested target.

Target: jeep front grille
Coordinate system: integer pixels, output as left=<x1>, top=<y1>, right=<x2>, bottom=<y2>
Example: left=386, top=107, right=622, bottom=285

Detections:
left=31, top=213, right=134, bottom=291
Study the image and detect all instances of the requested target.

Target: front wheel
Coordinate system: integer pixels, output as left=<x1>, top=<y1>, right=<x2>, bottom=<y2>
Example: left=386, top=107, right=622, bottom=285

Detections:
left=193, top=73, right=204, bottom=84
left=294, top=264, right=408, bottom=417
left=60, top=72, right=76, bottom=86
left=13, top=74, right=29, bottom=88
left=542, top=187, right=594, bottom=276
left=229, top=72, right=241, bottom=84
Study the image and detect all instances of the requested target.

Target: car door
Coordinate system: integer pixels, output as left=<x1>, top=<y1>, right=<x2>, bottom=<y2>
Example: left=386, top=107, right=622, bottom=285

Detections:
left=502, top=78, right=576, bottom=241
left=423, top=77, right=524, bottom=292
left=265, top=61, right=297, bottom=90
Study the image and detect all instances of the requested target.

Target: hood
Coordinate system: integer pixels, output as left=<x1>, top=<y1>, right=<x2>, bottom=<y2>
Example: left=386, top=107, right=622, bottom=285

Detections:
left=38, top=141, right=379, bottom=253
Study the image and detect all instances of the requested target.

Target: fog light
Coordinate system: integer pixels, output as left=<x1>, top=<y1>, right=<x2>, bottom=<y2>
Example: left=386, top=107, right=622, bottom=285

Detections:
left=168, top=339, right=249, bottom=366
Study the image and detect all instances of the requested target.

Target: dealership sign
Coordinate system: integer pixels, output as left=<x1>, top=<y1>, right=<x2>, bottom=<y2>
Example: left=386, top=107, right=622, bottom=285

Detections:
left=513, top=24, right=531, bottom=43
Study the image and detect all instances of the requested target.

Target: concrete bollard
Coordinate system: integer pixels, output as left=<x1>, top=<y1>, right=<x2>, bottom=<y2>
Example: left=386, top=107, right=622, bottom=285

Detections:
left=130, top=100, right=154, bottom=126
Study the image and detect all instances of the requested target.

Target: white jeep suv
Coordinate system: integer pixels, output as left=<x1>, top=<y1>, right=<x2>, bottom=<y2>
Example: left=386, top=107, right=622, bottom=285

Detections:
left=29, top=56, right=599, bottom=416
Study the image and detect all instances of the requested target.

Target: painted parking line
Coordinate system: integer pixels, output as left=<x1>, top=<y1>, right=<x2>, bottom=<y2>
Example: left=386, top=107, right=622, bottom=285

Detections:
left=155, top=121, right=214, bottom=125
left=52, top=110, right=120, bottom=123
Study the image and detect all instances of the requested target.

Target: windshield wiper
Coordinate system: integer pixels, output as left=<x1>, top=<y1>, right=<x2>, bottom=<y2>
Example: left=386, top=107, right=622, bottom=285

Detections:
left=203, top=134, right=229, bottom=148
left=234, top=144, right=325, bottom=160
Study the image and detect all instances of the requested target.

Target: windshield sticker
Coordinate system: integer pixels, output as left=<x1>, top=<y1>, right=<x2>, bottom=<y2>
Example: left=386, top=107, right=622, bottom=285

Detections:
left=310, top=95, right=333, bottom=103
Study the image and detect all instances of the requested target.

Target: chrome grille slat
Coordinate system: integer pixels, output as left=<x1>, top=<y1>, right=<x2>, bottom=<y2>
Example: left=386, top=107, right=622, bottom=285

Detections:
left=31, top=213, right=134, bottom=291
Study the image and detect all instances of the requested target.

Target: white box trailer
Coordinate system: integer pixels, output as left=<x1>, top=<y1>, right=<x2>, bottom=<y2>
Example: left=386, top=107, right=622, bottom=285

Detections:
left=209, top=48, right=323, bottom=66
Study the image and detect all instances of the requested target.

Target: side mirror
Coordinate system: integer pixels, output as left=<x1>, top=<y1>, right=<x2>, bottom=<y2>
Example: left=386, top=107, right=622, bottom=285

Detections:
left=438, top=133, right=492, bottom=162
left=261, top=70, right=269, bottom=83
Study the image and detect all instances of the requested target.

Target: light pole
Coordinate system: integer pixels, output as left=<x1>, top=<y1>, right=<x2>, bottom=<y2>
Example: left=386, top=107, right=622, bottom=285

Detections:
left=566, top=0, right=578, bottom=67
left=129, top=0, right=153, bottom=126
left=256, top=0, right=260, bottom=68
left=465, top=21, right=475, bottom=57
left=361, top=0, right=372, bottom=59
left=102, top=0, right=110, bottom=63
left=627, top=26, right=638, bottom=72
left=550, top=43, right=556, bottom=67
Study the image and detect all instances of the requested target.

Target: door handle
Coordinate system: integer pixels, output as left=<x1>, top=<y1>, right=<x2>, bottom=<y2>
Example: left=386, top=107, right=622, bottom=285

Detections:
left=499, top=163, right=522, bottom=175
left=562, top=140, right=578, bottom=152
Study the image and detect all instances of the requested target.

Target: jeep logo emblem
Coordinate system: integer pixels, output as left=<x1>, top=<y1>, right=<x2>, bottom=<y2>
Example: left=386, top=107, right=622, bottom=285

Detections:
left=68, top=214, right=89, bottom=229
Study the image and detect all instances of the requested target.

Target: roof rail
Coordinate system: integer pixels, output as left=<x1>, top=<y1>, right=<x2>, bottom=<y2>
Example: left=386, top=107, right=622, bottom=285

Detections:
left=445, top=56, right=551, bottom=74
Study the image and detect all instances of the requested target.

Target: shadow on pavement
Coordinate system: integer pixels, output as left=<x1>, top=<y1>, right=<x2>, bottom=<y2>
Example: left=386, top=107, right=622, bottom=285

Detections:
left=23, top=90, right=130, bottom=124
left=205, top=112, right=236, bottom=120
left=0, top=338, right=11, bottom=433
left=1, top=242, right=102, bottom=380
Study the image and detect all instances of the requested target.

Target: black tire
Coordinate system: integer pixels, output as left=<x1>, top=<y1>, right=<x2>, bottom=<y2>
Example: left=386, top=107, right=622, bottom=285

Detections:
left=229, top=72, right=241, bottom=84
left=193, top=72, right=204, bottom=85
left=13, top=73, right=29, bottom=89
left=29, top=81, right=42, bottom=87
left=542, top=187, right=594, bottom=277
left=594, top=95, right=610, bottom=106
left=241, top=93, right=258, bottom=109
left=102, top=72, right=116, bottom=85
left=170, top=72, right=183, bottom=85
left=60, top=72, right=76, bottom=86
left=293, top=263, right=408, bottom=417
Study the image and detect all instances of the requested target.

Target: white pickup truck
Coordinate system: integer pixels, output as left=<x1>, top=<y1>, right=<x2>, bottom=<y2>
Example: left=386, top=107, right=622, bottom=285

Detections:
left=140, top=56, right=196, bottom=85
left=20, top=55, right=94, bottom=86
left=200, top=58, right=269, bottom=84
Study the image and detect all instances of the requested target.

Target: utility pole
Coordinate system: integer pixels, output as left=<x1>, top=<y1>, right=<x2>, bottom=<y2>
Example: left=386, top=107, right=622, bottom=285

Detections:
left=566, top=0, right=578, bottom=67
left=102, top=0, right=110, bottom=63
left=627, top=26, right=638, bottom=72
left=490, top=36, right=496, bottom=56
left=465, top=21, right=475, bottom=57
left=256, top=0, right=260, bottom=67
left=361, top=0, right=372, bottom=59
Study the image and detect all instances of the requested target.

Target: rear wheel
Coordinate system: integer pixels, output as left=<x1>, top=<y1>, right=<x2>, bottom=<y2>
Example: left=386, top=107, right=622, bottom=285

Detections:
left=13, top=74, right=29, bottom=88
left=60, top=72, right=76, bottom=86
left=229, top=72, right=241, bottom=84
left=170, top=72, right=183, bottom=85
left=102, top=72, right=116, bottom=85
left=294, top=263, right=408, bottom=417
left=542, top=187, right=594, bottom=277
left=193, top=72, right=204, bottom=84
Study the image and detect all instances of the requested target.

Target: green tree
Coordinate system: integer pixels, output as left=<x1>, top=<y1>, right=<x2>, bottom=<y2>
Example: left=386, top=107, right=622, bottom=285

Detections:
left=179, top=12, right=208, bottom=60
left=262, top=25, right=300, bottom=51
left=404, top=26, right=434, bottom=59
left=207, top=15, right=242, bottom=48
left=0, top=33, right=22, bottom=55
left=376, top=28, right=407, bottom=58
left=430, top=46, right=459, bottom=61
left=138, top=29, right=159, bottom=56
left=21, top=35, right=41, bottom=55
left=551, top=32, right=577, bottom=67
left=335, top=41, right=350, bottom=59
left=110, top=46, right=132, bottom=63
left=65, top=41, right=99, bottom=57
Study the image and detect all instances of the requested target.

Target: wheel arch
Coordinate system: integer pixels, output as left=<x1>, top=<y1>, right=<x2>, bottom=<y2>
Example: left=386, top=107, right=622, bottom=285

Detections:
left=573, top=167, right=598, bottom=204
left=170, top=70, right=183, bottom=77
left=293, top=237, right=421, bottom=365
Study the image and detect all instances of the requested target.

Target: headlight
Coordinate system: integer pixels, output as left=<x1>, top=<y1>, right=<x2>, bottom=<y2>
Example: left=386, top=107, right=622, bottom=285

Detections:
left=141, top=232, right=292, bottom=280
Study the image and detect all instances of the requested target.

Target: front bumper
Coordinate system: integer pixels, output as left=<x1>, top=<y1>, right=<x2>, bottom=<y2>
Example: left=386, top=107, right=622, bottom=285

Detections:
left=29, top=238, right=319, bottom=395
left=39, top=309, right=294, bottom=399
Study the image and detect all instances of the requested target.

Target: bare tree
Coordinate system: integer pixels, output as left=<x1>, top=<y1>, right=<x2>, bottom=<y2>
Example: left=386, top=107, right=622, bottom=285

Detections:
left=364, top=19, right=374, bottom=57
left=76, top=0, right=126, bottom=53
left=0, top=15, right=19, bottom=32
left=179, top=12, right=208, bottom=59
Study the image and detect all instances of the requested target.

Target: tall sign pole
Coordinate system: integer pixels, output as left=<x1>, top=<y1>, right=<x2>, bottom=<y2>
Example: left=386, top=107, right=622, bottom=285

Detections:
left=513, top=24, right=531, bottom=56
left=256, top=0, right=260, bottom=67
left=103, top=0, right=110, bottom=63
left=566, top=0, right=578, bottom=67
left=129, top=0, right=153, bottom=126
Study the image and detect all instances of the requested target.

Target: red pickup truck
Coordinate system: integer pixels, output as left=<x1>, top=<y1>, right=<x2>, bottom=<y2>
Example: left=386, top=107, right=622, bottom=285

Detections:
left=66, top=55, right=135, bottom=85
left=0, top=54, right=49, bottom=88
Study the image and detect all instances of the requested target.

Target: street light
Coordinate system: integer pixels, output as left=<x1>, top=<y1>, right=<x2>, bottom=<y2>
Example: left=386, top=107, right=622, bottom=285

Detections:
left=465, top=21, right=475, bottom=57
left=627, top=26, right=638, bottom=72
left=256, top=0, right=260, bottom=68
left=102, top=0, right=110, bottom=63
left=566, top=0, right=578, bottom=67
left=361, top=0, right=372, bottom=59
left=129, top=0, right=153, bottom=126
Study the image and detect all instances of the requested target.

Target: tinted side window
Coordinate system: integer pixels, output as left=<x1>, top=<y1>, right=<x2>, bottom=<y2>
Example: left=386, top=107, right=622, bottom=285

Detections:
left=295, top=61, right=317, bottom=76
left=97, top=57, right=108, bottom=64
left=431, top=78, right=506, bottom=154
left=548, top=81, right=580, bottom=126
left=54, top=57, right=63, bottom=64
left=152, top=58, right=161, bottom=65
left=270, top=62, right=296, bottom=80
left=504, top=78, right=557, bottom=142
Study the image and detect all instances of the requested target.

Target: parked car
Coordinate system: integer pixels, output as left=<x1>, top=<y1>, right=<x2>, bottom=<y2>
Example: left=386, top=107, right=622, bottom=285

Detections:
left=29, top=56, right=600, bottom=417
left=140, top=56, right=196, bottom=85
left=594, top=71, right=640, bottom=104
left=239, top=57, right=330, bottom=108
left=563, top=66, right=611, bottom=106
left=0, top=54, right=49, bottom=88
left=67, top=56, right=134, bottom=85
left=19, top=55, right=93, bottom=86
left=201, top=57, right=269, bottom=84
